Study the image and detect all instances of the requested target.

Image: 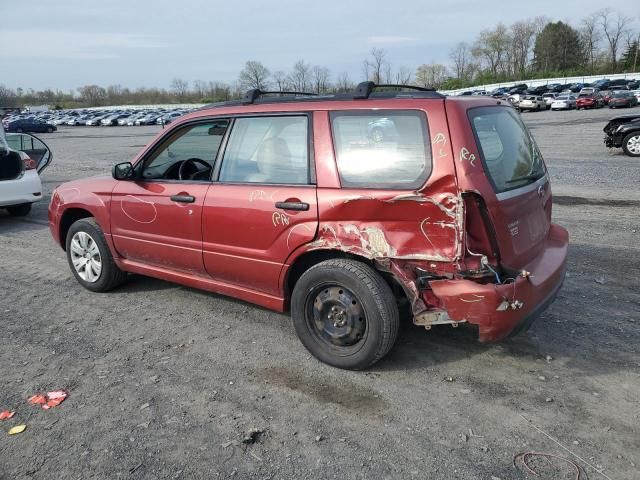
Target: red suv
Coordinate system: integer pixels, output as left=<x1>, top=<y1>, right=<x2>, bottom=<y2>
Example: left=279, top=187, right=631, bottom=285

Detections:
left=49, top=83, right=568, bottom=369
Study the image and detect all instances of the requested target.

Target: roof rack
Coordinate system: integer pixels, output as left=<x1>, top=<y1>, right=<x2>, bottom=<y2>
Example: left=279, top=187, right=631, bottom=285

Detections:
left=353, top=82, right=437, bottom=99
left=243, top=89, right=318, bottom=104
left=200, top=83, right=443, bottom=110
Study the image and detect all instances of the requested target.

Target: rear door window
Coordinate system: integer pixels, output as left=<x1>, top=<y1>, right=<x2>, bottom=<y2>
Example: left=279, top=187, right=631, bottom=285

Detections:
left=469, top=106, right=546, bottom=194
left=218, top=116, right=309, bottom=184
left=330, top=110, right=431, bottom=189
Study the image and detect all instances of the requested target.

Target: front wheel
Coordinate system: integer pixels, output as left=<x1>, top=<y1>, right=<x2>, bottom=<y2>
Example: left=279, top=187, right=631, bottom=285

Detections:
left=66, top=218, right=127, bottom=292
left=6, top=203, right=31, bottom=216
left=291, top=259, right=399, bottom=370
left=622, top=133, right=640, bottom=157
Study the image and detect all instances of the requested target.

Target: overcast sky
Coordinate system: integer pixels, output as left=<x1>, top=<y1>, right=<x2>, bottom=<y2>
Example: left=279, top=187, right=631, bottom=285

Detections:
left=1, top=0, right=638, bottom=91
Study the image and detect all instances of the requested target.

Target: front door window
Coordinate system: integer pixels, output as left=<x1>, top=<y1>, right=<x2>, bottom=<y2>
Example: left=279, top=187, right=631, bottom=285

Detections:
left=141, top=120, right=230, bottom=181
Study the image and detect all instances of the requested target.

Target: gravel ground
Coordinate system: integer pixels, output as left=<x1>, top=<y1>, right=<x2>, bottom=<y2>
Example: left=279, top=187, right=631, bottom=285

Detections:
left=0, top=107, right=638, bottom=479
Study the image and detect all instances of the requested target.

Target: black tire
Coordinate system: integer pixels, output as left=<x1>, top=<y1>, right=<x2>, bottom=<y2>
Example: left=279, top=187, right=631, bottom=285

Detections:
left=621, top=132, right=640, bottom=157
left=6, top=203, right=31, bottom=216
left=16, top=128, right=23, bottom=133
left=47, top=127, right=53, bottom=133
left=291, top=259, right=399, bottom=370
left=65, top=218, right=127, bottom=292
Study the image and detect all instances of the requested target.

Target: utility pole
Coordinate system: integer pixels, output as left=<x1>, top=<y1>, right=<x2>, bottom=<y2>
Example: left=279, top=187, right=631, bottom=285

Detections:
left=634, top=33, right=639, bottom=73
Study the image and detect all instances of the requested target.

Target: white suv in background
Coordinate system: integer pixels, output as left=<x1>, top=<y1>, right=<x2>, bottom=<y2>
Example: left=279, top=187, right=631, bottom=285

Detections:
left=0, top=123, right=52, bottom=216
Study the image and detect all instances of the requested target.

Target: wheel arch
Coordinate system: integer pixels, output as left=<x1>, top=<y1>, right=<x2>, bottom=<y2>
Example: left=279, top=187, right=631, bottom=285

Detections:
left=59, top=208, right=95, bottom=251
left=283, top=248, right=408, bottom=307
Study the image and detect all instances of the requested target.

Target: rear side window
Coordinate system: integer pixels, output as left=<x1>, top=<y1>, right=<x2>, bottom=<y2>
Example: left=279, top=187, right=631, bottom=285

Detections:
left=330, top=111, right=431, bottom=189
left=469, top=106, right=546, bottom=193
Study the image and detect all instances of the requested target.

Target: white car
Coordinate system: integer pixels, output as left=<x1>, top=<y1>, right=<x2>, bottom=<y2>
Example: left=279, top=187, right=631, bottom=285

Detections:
left=518, top=95, right=546, bottom=111
left=0, top=124, right=52, bottom=216
left=542, top=93, right=558, bottom=107
left=551, top=95, right=577, bottom=111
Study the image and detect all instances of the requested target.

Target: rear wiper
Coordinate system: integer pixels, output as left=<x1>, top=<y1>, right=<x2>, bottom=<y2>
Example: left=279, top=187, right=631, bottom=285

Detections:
left=506, top=173, right=544, bottom=184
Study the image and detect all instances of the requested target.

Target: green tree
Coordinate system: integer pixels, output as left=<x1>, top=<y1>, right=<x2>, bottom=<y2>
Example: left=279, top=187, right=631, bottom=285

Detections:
left=621, top=39, right=639, bottom=72
left=533, top=22, right=584, bottom=74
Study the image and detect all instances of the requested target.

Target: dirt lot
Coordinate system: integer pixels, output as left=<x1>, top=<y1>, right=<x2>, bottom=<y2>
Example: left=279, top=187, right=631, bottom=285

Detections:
left=1, top=107, right=638, bottom=479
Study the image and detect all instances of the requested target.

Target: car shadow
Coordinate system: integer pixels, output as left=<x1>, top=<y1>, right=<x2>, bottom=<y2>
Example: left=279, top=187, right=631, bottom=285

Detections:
left=0, top=213, right=49, bottom=234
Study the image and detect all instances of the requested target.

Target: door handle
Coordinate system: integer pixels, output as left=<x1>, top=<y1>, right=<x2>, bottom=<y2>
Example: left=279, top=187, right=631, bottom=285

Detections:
left=275, top=201, right=309, bottom=211
left=170, top=194, right=195, bottom=203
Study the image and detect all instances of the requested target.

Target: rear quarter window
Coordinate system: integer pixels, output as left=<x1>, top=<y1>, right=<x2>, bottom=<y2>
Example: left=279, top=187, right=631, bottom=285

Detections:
left=330, top=110, right=431, bottom=189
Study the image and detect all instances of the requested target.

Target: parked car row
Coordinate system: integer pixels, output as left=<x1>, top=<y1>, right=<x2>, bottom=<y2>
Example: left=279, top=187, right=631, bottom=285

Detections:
left=505, top=88, right=640, bottom=112
left=463, top=78, right=639, bottom=100
left=1, top=107, right=195, bottom=133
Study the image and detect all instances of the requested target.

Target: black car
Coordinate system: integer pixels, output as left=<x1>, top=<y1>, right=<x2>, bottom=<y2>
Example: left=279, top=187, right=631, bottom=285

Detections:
left=5, top=119, right=57, bottom=133
left=508, top=84, right=528, bottom=94
left=526, top=85, right=549, bottom=95
left=604, top=113, right=640, bottom=157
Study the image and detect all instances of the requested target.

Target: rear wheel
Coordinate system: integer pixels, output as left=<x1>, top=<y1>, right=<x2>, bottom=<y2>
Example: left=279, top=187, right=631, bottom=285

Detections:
left=47, top=127, right=53, bottom=133
left=291, top=259, right=399, bottom=370
left=6, top=203, right=31, bottom=216
left=66, top=218, right=127, bottom=292
left=622, top=133, right=640, bottom=157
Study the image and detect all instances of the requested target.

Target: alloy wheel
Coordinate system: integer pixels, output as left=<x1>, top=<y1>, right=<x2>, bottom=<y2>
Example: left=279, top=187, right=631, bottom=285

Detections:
left=626, top=135, right=640, bottom=155
left=70, top=231, right=102, bottom=282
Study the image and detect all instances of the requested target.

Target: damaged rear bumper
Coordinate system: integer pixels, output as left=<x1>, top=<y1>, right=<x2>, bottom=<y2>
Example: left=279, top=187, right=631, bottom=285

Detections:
left=428, top=224, right=569, bottom=342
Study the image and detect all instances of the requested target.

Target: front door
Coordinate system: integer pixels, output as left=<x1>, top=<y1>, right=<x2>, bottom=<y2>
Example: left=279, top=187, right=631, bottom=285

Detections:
left=111, top=120, right=230, bottom=274
left=202, top=115, right=318, bottom=296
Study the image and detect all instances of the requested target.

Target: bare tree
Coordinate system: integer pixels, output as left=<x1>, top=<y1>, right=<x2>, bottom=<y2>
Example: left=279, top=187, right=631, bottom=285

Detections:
left=510, top=19, right=542, bottom=78
left=170, top=78, right=189, bottom=101
left=238, top=61, right=270, bottom=90
left=415, top=64, right=449, bottom=88
left=473, top=24, right=510, bottom=77
left=394, top=66, right=413, bottom=85
left=77, top=85, right=108, bottom=106
left=598, top=9, right=632, bottom=69
left=192, top=80, right=207, bottom=99
left=288, top=60, right=312, bottom=92
left=311, top=65, right=331, bottom=94
left=0, top=85, right=17, bottom=107
left=272, top=70, right=289, bottom=91
left=335, top=72, right=353, bottom=92
left=449, top=42, right=472, bottom=80
left=364, top=47, right=387, bottom=83
left=580, top=13, right=601, bottom=73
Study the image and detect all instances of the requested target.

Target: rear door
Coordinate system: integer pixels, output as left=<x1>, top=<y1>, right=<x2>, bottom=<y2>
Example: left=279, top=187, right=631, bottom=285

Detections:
left=451, top=103, right=551, bottom=270
left=5, top=133, right=53, bottom=173
left=202, top=114, right=318, bottom=296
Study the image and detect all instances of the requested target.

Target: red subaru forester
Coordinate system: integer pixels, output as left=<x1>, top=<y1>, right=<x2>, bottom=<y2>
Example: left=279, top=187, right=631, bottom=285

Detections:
left=49, top=83, right=568, bottom=369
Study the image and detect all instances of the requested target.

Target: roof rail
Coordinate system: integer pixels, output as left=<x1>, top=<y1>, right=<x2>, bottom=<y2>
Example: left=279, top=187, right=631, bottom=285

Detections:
left=243, top=89, right=318, bottom=104
left=353, top=82, right=437, bottom=99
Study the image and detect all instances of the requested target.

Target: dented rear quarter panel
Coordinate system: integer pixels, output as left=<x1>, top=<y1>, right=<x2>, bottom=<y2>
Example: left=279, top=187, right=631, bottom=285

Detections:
left=280, top=100, right=464, bottom=313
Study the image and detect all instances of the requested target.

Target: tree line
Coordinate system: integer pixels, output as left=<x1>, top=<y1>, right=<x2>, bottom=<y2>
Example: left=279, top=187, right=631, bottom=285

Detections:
left=1, top=8, right=637, bottom=108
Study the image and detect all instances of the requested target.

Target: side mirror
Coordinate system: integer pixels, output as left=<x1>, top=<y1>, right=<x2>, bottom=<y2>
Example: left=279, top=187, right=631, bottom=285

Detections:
left=112, top=162, right=134, bottom=180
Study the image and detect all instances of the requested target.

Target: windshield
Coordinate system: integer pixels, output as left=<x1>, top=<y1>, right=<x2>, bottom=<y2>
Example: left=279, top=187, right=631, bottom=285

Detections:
left=469, top=106, right=546, bottom=194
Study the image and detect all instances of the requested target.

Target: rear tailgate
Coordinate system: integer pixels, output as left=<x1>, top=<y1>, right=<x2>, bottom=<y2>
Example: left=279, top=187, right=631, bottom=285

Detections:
left=445, top=98, right=551, bottom=270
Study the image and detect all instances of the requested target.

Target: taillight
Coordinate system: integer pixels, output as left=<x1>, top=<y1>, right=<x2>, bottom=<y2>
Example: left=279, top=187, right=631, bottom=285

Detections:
left=23, top=157, right=37, bottom=170
left=461, top=192, right=500, bottom=274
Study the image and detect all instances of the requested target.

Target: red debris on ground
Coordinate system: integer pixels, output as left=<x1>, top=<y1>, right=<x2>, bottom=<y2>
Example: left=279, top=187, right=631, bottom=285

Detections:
left=28, top=390, right=68, bottom=410
left=0, top=410, right=16, bottom=420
